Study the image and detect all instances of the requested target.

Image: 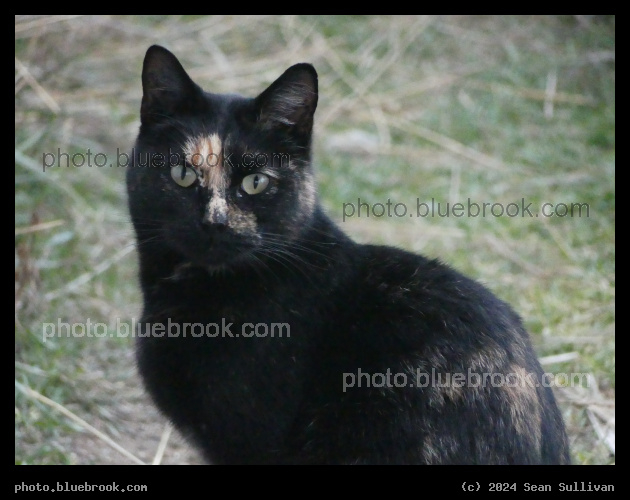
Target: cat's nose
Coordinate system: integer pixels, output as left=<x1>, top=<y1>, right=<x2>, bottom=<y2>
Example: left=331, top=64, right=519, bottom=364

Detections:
left=202, top=211, right=228, bottom=230
left=203, top=198, right=229, bottom=230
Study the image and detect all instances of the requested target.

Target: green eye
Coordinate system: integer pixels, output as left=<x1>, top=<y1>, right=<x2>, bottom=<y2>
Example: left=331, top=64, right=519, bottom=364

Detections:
left=241, top=173, right=269, bottom=195
left=171, top=164, right=197, bottom=187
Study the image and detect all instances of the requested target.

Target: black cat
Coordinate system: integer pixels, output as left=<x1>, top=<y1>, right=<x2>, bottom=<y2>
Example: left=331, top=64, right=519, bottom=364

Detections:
left=127, top=45, right=570, bottom=464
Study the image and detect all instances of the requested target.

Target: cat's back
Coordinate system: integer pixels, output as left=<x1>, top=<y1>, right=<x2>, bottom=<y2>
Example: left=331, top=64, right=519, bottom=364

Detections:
left=302, top=242, right=570, bottom=464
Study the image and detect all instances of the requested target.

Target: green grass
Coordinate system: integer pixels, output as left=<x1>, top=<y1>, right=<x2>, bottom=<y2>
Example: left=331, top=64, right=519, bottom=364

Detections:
left=15, top=15, right=614, bottom=464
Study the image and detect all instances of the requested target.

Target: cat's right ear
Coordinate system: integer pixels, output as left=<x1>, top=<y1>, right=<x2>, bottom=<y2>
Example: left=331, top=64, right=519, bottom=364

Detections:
left=141, top=45, right=201, bottom=125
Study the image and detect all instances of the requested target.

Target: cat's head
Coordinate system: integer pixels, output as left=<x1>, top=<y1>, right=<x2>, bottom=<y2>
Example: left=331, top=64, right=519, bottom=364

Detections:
left=128, top=45, right=319, bottom=271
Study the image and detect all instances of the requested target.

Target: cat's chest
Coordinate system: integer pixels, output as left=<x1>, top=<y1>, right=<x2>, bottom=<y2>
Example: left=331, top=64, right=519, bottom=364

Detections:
left=136, top=273, right=312, bottom=459
left=138, top=268, right=325, bottom=390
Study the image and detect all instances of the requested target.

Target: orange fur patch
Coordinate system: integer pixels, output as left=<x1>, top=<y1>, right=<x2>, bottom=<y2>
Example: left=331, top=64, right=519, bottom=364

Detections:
left=184, top=134, right=227, bottom=190
left=184, top=134, right=233, bottom=225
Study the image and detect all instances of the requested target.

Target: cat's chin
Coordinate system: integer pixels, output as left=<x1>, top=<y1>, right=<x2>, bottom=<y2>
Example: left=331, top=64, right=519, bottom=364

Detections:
left=202, top=258, right=240, bottom=274
left=166, top=260, right=234, bottom=281
left=172, top=250, right=258, bottom=278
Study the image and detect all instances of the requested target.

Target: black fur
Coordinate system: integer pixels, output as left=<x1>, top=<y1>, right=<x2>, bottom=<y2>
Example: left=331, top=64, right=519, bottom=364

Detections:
left=127, top=45, right=570, bottom=464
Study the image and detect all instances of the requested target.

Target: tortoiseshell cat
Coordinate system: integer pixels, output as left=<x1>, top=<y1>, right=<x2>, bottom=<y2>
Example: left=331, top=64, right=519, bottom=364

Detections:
left=127, top=45, right=569, bottom=464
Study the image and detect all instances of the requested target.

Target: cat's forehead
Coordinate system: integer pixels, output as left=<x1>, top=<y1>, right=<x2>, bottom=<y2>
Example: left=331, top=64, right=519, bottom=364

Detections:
left=184, top=133, right=222, bottom=163
left=181, top=92, right=250, bottom=133
left=182, top=127, right=286, bottom=179
left=183, top=133, right=227, bottom=188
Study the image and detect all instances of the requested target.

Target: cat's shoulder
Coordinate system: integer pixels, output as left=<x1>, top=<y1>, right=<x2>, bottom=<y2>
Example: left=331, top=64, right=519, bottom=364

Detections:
left=348, top=242, right=526, bottom=349
left=357, top=243, right=496, bottom=303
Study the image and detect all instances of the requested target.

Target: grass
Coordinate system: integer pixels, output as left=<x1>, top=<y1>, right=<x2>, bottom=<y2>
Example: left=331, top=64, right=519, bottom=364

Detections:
left=15, top=15, right=614, bottom=465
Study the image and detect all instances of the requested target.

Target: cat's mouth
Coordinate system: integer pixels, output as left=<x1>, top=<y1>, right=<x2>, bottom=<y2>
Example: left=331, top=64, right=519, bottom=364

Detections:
left=170, top=227, right=259, bottom=271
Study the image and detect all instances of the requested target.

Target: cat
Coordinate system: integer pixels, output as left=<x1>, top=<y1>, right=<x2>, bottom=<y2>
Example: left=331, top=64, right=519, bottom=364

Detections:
left=127, top=45, right=570, bottom=464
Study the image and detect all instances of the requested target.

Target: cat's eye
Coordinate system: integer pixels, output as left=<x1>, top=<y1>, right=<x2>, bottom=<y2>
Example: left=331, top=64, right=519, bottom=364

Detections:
left=241, top=173, right=270, bottom=195
left=171, top=164, right=197, bottom=187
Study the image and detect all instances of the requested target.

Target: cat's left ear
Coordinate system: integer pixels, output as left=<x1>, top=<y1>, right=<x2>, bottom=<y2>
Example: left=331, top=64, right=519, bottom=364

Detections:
left=255, top=63, right=318, bottom=134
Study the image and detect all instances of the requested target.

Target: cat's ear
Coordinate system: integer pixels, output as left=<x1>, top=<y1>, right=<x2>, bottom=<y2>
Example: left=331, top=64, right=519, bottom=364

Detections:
left=141, top=45, right=201, bottom=124
left=255, top=63, right=318, bottom=134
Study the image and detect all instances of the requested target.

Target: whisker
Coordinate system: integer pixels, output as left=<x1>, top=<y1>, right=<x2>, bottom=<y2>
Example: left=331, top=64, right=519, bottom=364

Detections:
left=258, top=243, right=329, bottom=273
left=255, top=247, right=319, bottom=284
left=261, top=234, right=337, bottom=262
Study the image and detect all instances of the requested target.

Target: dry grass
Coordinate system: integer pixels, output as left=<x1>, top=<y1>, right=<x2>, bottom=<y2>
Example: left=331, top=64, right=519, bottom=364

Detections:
left=15, top=15, right=614, bottom=465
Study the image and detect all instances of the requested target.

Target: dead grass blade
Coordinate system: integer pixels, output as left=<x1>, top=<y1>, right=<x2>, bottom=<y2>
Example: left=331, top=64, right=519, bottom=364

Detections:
left=15, top=380, right=146, bottom=465
left=152, top=423, right=173, bottom=465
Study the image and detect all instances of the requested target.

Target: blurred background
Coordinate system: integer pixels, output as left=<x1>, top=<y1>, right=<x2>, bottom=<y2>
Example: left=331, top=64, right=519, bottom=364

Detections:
left=15, top=15, right=614, bottom=464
